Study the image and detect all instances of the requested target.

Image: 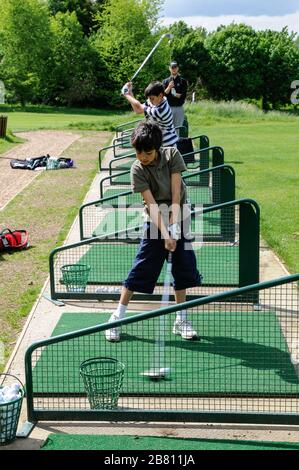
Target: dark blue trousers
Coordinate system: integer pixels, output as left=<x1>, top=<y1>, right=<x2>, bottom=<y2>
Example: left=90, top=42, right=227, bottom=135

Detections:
left=124, top=223, right=202, bottom=294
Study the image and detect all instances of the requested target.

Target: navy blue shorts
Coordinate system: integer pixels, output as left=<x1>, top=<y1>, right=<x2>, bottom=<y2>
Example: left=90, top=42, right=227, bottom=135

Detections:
left=124, top=223, right=202, bottom=294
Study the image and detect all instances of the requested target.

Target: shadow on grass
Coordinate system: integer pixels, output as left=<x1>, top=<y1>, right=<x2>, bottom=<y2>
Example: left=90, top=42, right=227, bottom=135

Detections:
left=122, top=333, right=299, bottom=386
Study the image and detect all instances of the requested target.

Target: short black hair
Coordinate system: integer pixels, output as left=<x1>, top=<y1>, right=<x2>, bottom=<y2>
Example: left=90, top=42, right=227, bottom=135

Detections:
left=144, top=81, right=165, bottom=98
left=131, top=120, right=162, bottom=152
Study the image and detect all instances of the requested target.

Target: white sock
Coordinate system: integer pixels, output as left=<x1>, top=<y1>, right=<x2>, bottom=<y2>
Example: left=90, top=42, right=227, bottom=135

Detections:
left=176, top=310, right=187, bottom=322
left=114, top=303, right=127, bottom=319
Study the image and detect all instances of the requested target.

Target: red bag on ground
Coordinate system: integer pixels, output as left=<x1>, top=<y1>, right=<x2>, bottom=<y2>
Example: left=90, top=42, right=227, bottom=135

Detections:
left=0, top=228, right=29, bottom=251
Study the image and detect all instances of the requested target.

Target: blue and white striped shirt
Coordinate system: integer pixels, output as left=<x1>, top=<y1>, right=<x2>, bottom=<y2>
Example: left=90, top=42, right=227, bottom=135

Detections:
left=144, top=97, right=178, bottom=147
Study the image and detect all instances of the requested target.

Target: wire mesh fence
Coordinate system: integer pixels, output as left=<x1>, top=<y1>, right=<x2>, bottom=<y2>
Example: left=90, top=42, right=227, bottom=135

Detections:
left=81, top=164, right=234, bottom=239
left=25, top=274, right=299, bottom=424
left=100, top=119, right=208, bottom=171
left=103, top=146, right=223, bottom=187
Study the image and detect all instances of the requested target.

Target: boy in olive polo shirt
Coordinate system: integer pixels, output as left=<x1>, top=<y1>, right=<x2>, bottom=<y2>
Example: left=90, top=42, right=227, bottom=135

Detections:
left=105, top=121, right=202, bottom=343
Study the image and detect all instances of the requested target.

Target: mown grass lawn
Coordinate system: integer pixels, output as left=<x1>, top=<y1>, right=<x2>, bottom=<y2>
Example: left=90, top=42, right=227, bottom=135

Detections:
left=0, top=130, right=111, bottom=369
left=0, top=131, right=24, bottom=154
left=0, top=104, right=131, bottom=132
left=187, top=109, right=299, bottom=274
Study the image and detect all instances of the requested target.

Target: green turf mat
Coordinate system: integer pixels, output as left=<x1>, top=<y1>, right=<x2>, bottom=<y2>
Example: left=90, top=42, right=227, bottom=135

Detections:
left=112, top=161, right=134, bottom=171
left=40, top=433, right=299, bottom=450
left=92, top=210, right=143, bottom=237
left=187, top=186, right=212, bottom=204
left=101, top=189, right=140, bottom=205
left=111, top=171, right=209, bottom=186
left=77, top=243, right=238, bottom=285
left=32, top=310, right=299, bottom=395
left=111, top=173, right=131, bottom=184
left=92, top=211, right=221, bottom=238
left=102, top=187, right=213, bottom=206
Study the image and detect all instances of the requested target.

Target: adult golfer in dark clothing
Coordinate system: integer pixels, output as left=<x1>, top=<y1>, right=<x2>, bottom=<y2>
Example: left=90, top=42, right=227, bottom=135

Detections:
left=163, top=61, right=188, bottom=131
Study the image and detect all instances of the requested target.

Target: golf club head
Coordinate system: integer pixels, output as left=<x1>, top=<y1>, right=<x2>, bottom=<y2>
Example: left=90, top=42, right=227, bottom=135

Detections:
left=164, top=33, right=174, bottom=45
left=140, top=367, right=171, bottom=381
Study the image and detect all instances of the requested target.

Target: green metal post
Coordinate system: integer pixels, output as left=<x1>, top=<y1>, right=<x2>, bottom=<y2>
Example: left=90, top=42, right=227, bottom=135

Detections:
left=219, top=166, right=236, bottom=241
left=239, top=201, right=260, bottom=288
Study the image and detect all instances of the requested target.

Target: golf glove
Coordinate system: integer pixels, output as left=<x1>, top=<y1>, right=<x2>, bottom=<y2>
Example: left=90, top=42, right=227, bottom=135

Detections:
left=121, top=84, right=130, bottom=95
left=168, top=223, right=181, bottom=240
left=171, top=88, right=177, bottom=97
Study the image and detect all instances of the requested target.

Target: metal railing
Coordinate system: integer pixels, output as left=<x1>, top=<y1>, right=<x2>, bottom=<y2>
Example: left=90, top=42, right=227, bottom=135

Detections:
left=80, top=164, right=235, bottom=240
left=25, top=273, right=299, bottom=426
left=99, top=134, right=210, bottom=172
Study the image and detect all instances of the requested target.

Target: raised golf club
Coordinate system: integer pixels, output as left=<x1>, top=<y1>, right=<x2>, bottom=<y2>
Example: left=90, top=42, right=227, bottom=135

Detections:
left=130, top=33, right=173, bottom=82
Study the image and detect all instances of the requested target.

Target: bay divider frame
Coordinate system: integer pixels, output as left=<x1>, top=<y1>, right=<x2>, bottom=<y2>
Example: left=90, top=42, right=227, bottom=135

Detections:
left=50, top=198, right=260, bottom=303
left=99, top=161, right=232, bottom=203
left=114, top=118, right=143, bottom=138
left=100, top=146, right=224, bottom=197
left=113, top=123, right=189, bottom=149
left=24, top=272, right=299, bottom=430
left=99, top=134, right=210, bottom=171
left=106, top=142, right=220, bottom=184
left=80, top=164, right=236, bottom=242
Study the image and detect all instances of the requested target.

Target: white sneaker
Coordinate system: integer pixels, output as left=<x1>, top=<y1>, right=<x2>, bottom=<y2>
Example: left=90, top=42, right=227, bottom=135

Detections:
left=105, top=313, right=121, bottom=342
left=172, top=320, right=198, bottom=340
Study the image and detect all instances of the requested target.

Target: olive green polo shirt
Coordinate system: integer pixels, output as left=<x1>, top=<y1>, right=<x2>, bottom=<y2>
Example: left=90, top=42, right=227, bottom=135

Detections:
left=130, top=147, right=188, bottom=223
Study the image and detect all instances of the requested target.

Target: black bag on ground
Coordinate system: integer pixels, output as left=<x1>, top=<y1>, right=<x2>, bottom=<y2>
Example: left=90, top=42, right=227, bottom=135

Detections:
left=177, top=137, right=195, bottom=164
left=10, top=155, right=49, bottom=170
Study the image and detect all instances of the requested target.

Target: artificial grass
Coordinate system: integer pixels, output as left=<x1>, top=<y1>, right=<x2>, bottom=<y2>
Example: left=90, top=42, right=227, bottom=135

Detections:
left=76, top=243, right=238, bottom=286
left=32, top=310, right=299, bottom=395
left=101, top=186, right=213, bottom=206
left=40, top=433, right=299, bottom=450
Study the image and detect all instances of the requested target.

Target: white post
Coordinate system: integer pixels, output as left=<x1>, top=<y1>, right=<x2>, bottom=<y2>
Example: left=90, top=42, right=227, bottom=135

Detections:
left=192, top=91, right=196, bottom=103
left=0, top=81, right=5, bottom=104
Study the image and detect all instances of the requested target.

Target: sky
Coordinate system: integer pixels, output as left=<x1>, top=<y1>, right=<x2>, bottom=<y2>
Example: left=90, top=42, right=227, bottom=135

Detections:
left=161, top=0, right=299, bottom=34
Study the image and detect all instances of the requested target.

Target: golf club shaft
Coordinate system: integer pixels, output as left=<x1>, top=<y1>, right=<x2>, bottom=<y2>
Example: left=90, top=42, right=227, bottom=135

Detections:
left=130, top=34, right=172, bottom=82
left=152, top=251, right=173, bottom=370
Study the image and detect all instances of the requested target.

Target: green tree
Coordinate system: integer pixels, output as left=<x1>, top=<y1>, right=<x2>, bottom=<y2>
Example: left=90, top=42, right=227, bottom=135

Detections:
left=0, top=0, right=52, bottom=104
left=169, top=20, right=192, bottom=39
left=257, top=28, right=299, bottom=110
left=92, top=0, right=168, bottom=106
left=169, top=23, right=209, bottom=95
left=47, top=0, right=106, bottom=35
left=45, top=11, right=101, bottom=105
left=203, top=23, right=262, bottom=101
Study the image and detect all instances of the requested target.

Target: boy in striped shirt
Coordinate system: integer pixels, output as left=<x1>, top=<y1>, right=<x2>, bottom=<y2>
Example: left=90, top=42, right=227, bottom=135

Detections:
left=121, top=80, right=178, bottom=147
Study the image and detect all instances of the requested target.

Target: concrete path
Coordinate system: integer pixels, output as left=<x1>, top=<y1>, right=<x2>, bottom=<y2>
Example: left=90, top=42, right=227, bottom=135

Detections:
left=0, top=130, right=81, bottom=211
